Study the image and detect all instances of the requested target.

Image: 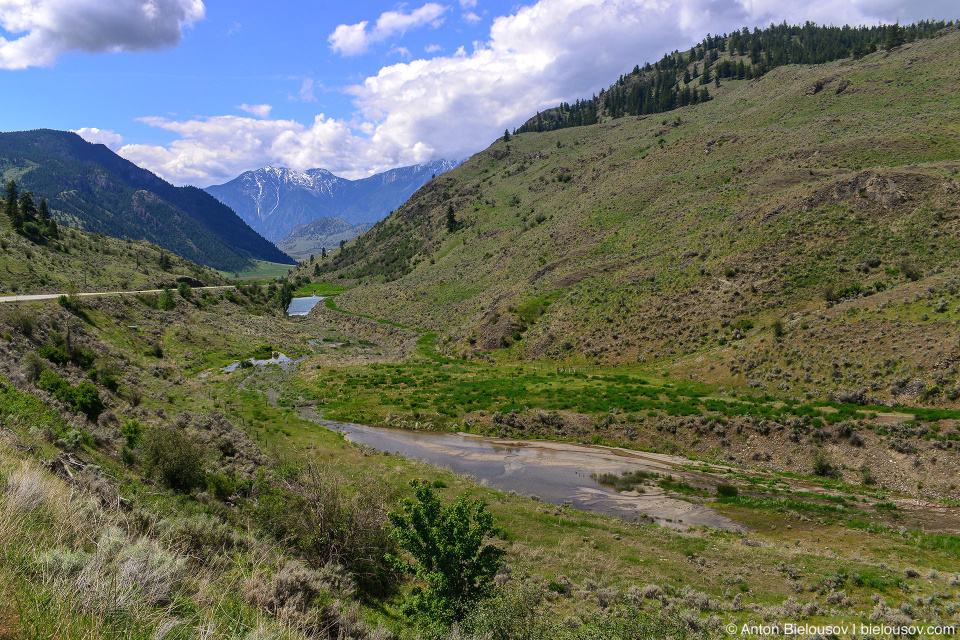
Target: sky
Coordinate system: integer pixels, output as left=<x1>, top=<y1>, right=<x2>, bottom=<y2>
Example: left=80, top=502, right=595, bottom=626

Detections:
left=0, top=0, right=956, bottom=187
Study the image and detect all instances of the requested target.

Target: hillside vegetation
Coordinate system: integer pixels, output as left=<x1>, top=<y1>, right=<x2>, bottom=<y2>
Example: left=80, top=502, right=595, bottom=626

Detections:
left=1, top=21, right=959, bottom=640
left=309, top=25, right=960, bottom=411
left=278, top=218, right=374, bottom=261
left=0, top=130, right=293, bottom=271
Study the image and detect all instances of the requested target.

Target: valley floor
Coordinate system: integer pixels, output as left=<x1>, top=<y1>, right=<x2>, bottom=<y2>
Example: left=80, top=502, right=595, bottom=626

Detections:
left=1, top=287, right=958, bottom=640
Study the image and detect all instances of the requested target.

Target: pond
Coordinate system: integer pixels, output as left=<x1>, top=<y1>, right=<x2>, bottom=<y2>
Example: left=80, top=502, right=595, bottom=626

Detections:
left=307, top=415, right=744, bottom=531
left=224, top=352, right=295, bottom=372
left=287, top=296, right=326, bottom=316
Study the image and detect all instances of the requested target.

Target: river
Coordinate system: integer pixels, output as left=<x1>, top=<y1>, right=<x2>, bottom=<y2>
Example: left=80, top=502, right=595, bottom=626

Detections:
left=287, top=296, right=326, bottom=316
left=303, top=413, right=744, bottom=531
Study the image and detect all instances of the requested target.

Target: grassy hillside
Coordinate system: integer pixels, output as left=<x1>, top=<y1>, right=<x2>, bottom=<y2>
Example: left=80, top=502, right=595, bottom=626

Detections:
left=0, top=212, right=227, bottom=295
left=307, top=26, right=960, bottom=410
left=1, top=273, right=958, bottom=640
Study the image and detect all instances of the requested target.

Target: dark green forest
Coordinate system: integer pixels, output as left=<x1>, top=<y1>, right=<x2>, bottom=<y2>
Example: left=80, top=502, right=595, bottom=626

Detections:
left=515, top=20, right=951, bottom=134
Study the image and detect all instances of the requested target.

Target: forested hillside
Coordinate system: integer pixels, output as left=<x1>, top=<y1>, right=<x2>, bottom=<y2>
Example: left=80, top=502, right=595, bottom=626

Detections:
left=515, top=20, right=950, bottom=133
left=0, top=130, right=293, bottom=271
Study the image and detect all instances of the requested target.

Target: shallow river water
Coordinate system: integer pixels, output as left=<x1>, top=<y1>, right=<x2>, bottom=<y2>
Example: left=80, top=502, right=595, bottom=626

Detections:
left=287, top=296, right=326, bottom=316
left=309, top=416, right=744, bottom=531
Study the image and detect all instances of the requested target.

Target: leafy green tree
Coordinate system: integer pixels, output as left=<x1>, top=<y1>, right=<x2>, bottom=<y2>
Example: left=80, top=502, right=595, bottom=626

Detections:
left=388, top=480, right=504, bottom=626
left=177, top=281, right=192, bottom=299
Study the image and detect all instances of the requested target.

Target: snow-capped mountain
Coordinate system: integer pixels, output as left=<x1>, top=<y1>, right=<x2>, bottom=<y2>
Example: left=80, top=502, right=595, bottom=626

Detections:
left=205, top=160, right=460, bottom=242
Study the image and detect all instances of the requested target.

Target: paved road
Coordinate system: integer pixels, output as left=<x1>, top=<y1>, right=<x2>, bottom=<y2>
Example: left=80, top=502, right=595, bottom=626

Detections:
left=0, top=285, right=234, bottom=303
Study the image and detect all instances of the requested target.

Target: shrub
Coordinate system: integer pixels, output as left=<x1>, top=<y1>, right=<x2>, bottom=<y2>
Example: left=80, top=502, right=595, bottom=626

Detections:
left=388, top=480, right=504, bottom=626
left=899, top=259, right=922, bottom=282
left=6, top=307, right=35, bottom=336
left=716, top=483, right=739, bottom=498
left=120, top=419, right=142, bottom=447
left=251, top=464, right=396, bottom=596
left=455, top=582, right=555, bottom=640
left=141, top=424, right=207, bottom=492
left=21, top=351, right=46, bottom=382
left=38, top=344, right=70, bottom=366
left=177, top=282, right=192, bottom=299
left=771, top=320, right=784, bottom=339
left=36, top=371, right=104, bottom=422
left=812, top=451, right=840, bottom=478
left=71, top=382, right=105, bottom=422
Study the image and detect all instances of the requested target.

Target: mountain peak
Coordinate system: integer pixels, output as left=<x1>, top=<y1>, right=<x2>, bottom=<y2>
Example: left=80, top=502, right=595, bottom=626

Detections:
left=205, top=160, right=460, bottom=242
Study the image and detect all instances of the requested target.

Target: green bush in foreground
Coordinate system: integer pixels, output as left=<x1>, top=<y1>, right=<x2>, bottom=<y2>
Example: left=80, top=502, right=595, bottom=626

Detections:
left=141, top=424, right=207, bottom=493
left=388, top=480, right=504, bottom=627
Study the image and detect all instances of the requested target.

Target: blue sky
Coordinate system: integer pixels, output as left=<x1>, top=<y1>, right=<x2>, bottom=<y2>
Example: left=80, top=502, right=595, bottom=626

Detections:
left=1, top=0, right=956, bottom=187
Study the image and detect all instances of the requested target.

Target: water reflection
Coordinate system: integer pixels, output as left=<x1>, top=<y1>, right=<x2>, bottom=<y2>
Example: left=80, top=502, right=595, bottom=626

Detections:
left=310, top=417, right=743, bottom=531
left=287, top=296, right=326, bottom=316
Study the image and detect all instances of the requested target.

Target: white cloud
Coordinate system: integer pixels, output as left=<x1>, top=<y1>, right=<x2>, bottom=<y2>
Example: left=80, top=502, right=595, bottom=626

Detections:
left=299, top=78, right=317, bottom=102
left=0, top=0, right=205, bottom=70
left=328, top=3, right=448, bottom=56
left=237, top=104, right=272, bottom=118
left=425, top=43, right=442, bottom=52
left=459, top=0, right=477, bottom=7
left=462, top=11, right=482, bottom=23
left=119, top=114, right=435, bottom=186
left=124, top=0, right=958, bottom=186
left=73, top=127, right=124, bottom=151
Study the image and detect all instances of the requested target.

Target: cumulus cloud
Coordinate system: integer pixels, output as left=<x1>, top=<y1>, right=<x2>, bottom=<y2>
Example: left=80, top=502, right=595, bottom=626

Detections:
left=237, top=104, right=272, bottom=118
left=119, top=114, right=436, bottom=186
left=328, top=3, right=448, bottom=56
left=125, top=0, right=957, bottom=186
left=0, top=0, right=205, bottom=70
left=73, top=127, right=124, bottom=151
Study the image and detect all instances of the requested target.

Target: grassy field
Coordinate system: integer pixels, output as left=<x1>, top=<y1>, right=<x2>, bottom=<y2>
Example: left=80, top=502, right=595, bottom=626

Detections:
left=293, top=281, right=350, bottom=297
left=223, top=260, right=297, bottom=279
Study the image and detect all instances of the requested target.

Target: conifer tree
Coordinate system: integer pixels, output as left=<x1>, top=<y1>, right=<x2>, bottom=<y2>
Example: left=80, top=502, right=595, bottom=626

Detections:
left=19, top=191, right=38, bottom=224
left=446, top=205, right=458, bottom=233
left=38, top=198, right=50, bottom=221
left=4, top=181, right=22, bottom=232
left=885, top=23, right=904, bottom=50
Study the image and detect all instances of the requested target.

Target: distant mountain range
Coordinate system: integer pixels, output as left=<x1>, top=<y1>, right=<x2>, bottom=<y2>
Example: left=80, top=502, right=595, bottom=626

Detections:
left=0, top=130, right=292, bottom=271
left=204, top=160, right=460, bottom=242
left=276, top=217, right=374, bottom=261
